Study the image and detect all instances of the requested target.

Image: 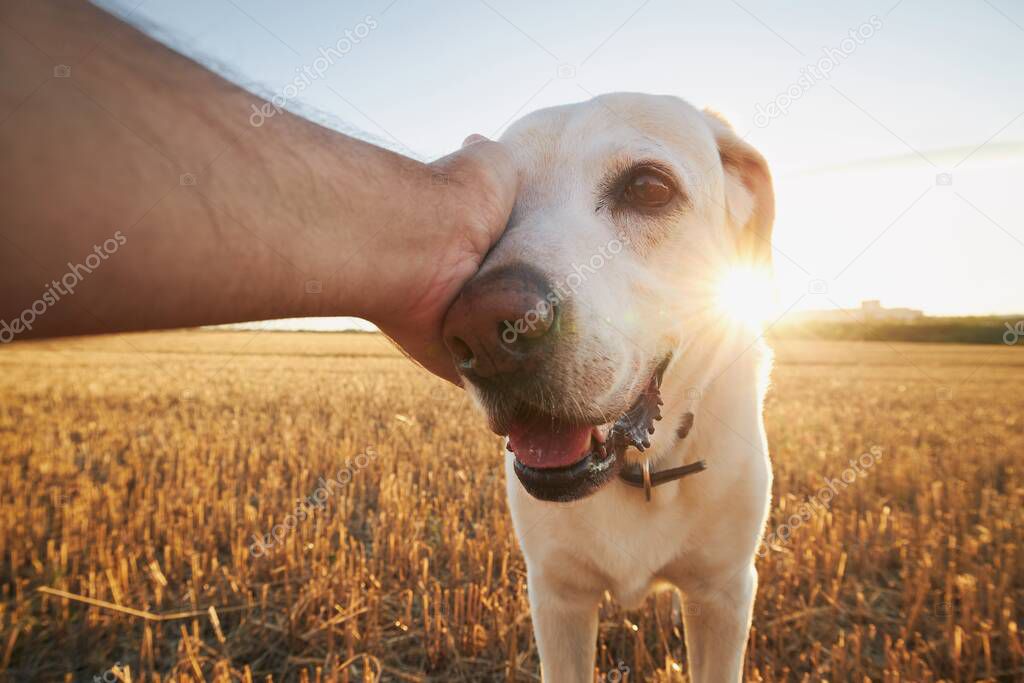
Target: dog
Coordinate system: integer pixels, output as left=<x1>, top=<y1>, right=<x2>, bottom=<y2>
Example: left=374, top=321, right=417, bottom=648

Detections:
left=442, top=93, right=775, bottom=682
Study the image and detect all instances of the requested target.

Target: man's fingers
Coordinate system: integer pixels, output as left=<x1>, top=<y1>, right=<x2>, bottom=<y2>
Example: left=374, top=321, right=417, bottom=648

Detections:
left=462, top=133, right=489, bottom=148
left=450, top=138, right=519, bottom=210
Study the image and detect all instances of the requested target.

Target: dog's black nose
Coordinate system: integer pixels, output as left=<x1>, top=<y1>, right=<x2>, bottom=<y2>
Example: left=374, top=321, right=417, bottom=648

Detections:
left=442, top=264, right=557, bottom=381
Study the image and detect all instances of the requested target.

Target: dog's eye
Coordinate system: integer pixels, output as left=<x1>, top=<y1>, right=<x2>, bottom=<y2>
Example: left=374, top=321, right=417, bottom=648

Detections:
left=622, top=168, right=675, bottom=208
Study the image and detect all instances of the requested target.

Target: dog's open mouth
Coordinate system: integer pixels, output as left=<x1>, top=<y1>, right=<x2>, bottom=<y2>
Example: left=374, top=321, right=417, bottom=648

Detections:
left=507, top=356, right=670, bottom=502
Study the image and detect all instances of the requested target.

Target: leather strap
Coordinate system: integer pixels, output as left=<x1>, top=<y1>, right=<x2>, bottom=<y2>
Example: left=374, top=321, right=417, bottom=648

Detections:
left=619, top=459, right=707, bottom=499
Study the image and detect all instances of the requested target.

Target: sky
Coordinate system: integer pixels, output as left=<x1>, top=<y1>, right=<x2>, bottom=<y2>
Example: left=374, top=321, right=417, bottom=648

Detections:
left=99, top=0, right=1024, bottom=326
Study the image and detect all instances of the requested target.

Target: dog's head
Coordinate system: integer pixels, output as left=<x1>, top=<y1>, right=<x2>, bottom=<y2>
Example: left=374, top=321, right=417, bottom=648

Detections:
left=442, top=93, right=774, bottom=502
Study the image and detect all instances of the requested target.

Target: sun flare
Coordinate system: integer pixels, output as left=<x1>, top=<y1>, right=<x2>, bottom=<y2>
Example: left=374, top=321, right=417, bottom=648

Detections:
left=713, top=266, right=778, bottom=328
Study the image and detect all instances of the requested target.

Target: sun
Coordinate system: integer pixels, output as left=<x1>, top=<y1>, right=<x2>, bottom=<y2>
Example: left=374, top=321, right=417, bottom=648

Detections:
left=713, top=266, right=778, bottom=328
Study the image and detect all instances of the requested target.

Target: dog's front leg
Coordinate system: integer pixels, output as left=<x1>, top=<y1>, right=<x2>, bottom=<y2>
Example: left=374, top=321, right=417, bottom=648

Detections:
left=682, top=564, right=756, bottom=683
left=528, top=572, right=599, bottom=683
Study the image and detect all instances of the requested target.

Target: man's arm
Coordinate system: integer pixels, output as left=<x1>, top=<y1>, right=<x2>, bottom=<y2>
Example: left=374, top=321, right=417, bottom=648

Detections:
left=0, top=1, right=517, bottom=380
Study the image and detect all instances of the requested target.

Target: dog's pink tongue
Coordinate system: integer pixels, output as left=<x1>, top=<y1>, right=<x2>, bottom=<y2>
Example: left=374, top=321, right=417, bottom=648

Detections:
left=507, top=417, right=592, bottom=469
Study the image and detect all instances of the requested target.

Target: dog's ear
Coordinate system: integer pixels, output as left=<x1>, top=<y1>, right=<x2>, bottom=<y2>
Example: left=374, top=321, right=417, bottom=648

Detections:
left=703, top=110, right=774, bottom=270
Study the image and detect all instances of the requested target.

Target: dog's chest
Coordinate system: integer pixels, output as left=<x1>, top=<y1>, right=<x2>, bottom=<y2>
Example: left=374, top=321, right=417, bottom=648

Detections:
left=576, top=489, right=701, bottom=605
left=507, top=457, right=703, bottom=605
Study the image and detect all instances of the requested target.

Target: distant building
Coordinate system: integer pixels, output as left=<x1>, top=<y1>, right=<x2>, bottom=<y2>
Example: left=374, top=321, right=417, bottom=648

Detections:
left=790, top=300, right=924, bottom=324
left=857, top=300, right=924, bottom=322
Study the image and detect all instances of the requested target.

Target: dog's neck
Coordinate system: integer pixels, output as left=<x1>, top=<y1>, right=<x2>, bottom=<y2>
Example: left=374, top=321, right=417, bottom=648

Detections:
left=647, top=334, right=771, bottom=479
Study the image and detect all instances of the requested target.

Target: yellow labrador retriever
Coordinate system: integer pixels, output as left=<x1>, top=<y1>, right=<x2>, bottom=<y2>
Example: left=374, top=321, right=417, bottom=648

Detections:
left=443, top=93, right=774, bottom=682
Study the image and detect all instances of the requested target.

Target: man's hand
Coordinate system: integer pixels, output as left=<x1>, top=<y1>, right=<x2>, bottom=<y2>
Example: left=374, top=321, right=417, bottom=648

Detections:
left=369, top=136, right=519, bottom=382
